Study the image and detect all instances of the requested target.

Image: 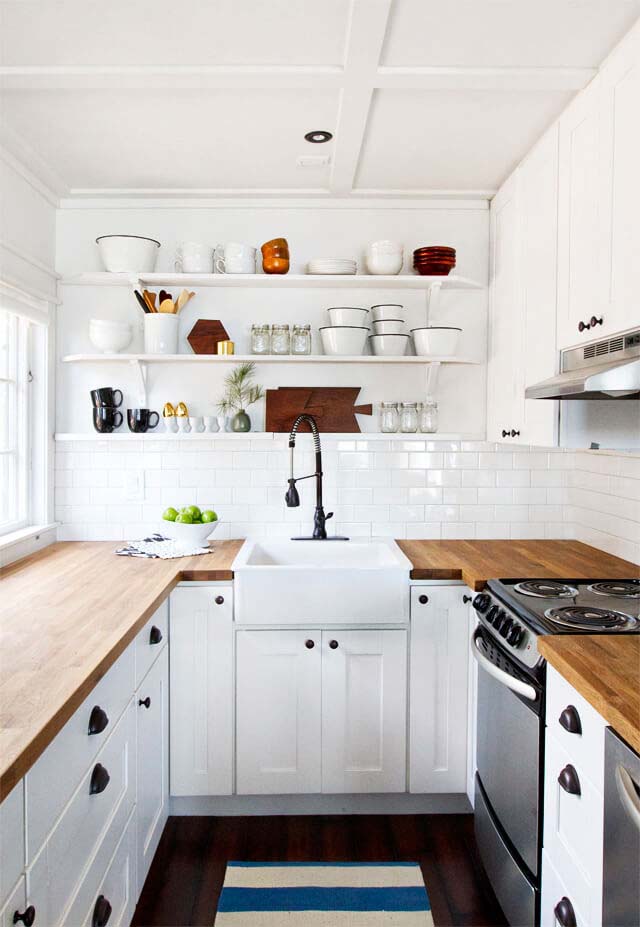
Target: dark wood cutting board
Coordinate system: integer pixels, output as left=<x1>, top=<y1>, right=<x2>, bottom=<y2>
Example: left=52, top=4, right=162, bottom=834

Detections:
left=265, top=387, right=373, bottom=433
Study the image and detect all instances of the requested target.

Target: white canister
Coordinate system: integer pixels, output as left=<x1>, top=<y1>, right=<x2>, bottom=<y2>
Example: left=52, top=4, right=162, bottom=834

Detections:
left=144, top=314, right=179, bottom=354
left=175, top=242, right=214, bottom=273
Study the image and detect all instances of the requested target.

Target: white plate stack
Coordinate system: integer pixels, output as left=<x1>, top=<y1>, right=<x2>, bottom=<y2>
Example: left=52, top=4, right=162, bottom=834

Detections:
left=306, top=257, right=357, bottom=275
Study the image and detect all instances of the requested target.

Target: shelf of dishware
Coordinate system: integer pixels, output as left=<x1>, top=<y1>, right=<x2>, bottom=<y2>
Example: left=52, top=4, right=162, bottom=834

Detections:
left=61, top=353, right=479, bottom=366
left=59, top=272, right=483, bottom=291
left=54, top=431, right=484, bottom=443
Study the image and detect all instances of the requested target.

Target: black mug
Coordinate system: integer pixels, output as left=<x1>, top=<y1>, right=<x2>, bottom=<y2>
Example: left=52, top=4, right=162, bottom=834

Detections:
left=91, top=387, right=123, bottom=408
left=127, top=408, right=160, bottom=433
left=93, top=407, right=123, bottom=433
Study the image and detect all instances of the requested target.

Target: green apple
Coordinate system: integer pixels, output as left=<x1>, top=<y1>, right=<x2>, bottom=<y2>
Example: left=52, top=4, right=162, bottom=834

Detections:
left=162, top=507, right=179, bottom=522
left=182, top=504, right=201, bottom=520
left=175, top=512, right=193, bottom=524
left=201, top=510, right=217, bottom=523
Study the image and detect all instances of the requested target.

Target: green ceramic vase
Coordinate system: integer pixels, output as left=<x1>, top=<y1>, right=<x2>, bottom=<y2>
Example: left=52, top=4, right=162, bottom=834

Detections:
left=231, top=409, right=251, bottom=432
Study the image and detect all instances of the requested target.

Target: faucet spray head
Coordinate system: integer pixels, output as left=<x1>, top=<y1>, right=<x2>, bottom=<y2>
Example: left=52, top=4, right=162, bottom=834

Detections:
left=285, top=479, right=300, bottom=508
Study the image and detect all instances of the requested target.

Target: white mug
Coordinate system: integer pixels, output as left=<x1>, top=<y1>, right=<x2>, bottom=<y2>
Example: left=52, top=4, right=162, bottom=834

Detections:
left=215, top=242, right=257, bottom=274
left=175, top=241, right=214, bottom=273
left=189, top=416, right=204, bottom=433
left=204, top=415, right=219, bottom=433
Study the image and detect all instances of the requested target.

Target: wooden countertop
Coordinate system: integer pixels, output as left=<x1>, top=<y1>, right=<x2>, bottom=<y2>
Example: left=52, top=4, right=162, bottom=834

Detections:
left=397, top=539, right=639, bottom=588
left=539, top=636, right=640, bottom=754
left=1, top=538, right=638, bottom=797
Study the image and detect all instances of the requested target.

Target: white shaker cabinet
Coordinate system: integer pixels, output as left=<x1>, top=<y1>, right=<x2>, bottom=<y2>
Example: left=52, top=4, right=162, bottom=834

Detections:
left=321, top=629, right=407, bottom=794
left=409, top=586, right=470, bottom=793
left=169, top=586, right=234, bottom=796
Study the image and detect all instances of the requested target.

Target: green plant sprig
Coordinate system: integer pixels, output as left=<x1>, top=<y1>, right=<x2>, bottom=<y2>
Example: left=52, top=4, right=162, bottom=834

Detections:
left=217, top=361, right=264, bottom=414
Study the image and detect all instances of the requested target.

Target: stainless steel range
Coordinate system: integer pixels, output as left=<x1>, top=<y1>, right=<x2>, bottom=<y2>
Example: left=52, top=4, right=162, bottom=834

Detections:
left=470, top=578, right=640, bottom=927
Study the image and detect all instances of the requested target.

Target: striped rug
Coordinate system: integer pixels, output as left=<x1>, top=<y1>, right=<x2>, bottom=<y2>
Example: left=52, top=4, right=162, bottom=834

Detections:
left=214, top=862, right=434, bottom=925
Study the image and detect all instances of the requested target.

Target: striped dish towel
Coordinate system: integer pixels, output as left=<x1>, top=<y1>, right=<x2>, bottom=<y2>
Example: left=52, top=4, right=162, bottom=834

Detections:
left=214, top=862, right=433, bottom=925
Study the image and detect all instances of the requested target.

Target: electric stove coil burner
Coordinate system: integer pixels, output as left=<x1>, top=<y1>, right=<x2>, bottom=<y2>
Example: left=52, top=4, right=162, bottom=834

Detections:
left=544, top=605, right=638, bottom=631
left=587, top=581, right=640, bottom=599
left=514, top=580, right=579, bottom=599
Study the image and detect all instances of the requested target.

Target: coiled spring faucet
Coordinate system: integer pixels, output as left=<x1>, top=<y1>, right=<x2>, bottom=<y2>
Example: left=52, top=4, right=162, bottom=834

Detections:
left=285, top=414, right=347, bottom=540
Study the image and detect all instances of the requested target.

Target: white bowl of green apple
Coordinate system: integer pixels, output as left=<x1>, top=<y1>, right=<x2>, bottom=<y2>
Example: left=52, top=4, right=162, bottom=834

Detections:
left=160, top=504, right=219, bottom=546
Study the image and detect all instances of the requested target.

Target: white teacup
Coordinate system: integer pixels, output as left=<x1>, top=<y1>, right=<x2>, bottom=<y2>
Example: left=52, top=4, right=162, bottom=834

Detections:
left=204, top=415, right=219, bottom=433
left=175, top=241, right=213, bottom=273
left=188, top=416, right=204, bottom=433
left=215, top=242, right=257, bottom=274
left=176, top=417, right=191, bottom=433
left=163, top=416, right=178, bottom=433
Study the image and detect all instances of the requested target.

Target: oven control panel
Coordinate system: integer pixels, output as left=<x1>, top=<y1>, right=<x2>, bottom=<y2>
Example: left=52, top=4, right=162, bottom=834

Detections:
left=472, top=592, right=542, bottom=670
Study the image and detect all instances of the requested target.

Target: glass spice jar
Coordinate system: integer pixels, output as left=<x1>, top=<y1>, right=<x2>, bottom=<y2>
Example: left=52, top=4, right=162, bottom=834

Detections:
left=251, top=323, right=270, bottom=355
left=271, top=323, right=290, bottom=355
left=399, top=401, right=419, bottom=433
left=379, top=402, right=399, bottom=433
left=291, top=324, right=311, bottom=355
left=419, top=397, right=438, bottom=433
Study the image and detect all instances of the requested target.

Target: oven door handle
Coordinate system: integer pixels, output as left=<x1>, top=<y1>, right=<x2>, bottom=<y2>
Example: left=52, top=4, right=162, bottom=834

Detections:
left=471, top=630, right=537, bottom=702
left=615, top=764, right=640, bottom=833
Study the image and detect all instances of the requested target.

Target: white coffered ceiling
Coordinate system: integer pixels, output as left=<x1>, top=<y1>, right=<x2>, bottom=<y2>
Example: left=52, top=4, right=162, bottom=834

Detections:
left=1, top=0, right=639, bottom=202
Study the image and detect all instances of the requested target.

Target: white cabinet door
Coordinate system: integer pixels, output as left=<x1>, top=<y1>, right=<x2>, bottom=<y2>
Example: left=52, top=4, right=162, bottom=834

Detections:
left=598, top=23, right=640, bottom=340
left=409, top=586, right=469, bottom=793
left=236, top=630, right=321, bottom=795
left=557, top=76, right=603, bottom=349
left=0, top=781, right=24, bottom=911
left=488, top=172, right=523, bottom=442
left=169, top=586, right=233, bottom=796
left=136, top=647, right=168, bottom=895
left=518, top=125, right=560, bottom=446
left=321, top=629, right=407, bottom=794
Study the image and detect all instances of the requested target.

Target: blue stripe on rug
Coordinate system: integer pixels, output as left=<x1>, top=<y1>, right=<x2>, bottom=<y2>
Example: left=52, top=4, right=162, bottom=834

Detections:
left=217, top=886, right=430, bottom=913
left=227, top=861, right=420, bottom=868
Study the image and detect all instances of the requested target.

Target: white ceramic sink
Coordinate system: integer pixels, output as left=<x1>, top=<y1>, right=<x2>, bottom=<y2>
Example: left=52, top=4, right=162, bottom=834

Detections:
left=232, top=538, right=411, bottom=624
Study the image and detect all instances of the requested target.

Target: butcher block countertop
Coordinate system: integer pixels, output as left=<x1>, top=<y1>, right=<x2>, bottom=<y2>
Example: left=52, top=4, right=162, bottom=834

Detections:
left=1, top=538, right=638, bottom=797
left=539, top=637, right=640, bottom=754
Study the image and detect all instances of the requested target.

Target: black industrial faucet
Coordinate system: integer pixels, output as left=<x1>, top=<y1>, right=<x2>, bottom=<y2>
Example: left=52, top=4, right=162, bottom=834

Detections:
left=285, top=414, right=348, bottom=540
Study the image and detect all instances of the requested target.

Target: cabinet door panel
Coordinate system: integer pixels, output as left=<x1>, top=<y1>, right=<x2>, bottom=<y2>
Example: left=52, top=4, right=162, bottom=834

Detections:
left=170, top=586, right=233, bottom=796
left=136, top=647, right=168, bottom=894
left=236, top=630, right=321, bottom=795
left=321, top=630, right=407, bottom=794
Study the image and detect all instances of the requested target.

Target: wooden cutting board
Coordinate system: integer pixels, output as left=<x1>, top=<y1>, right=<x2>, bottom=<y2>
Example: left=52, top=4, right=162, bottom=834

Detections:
left=187, top=319, right=230, bottom=354
left=265, top=387, right=373, bottom=433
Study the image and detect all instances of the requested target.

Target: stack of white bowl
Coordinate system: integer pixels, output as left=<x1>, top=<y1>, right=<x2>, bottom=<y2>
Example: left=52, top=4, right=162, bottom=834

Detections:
left=369, top=304, right=409, bottom=356
left=365, top=240, right=404, bottom=276
left=306, top=258, right=357, bottom=276
left=320, top=306, right=370, bottom=355
left=89, top=318, right=133, bottom=353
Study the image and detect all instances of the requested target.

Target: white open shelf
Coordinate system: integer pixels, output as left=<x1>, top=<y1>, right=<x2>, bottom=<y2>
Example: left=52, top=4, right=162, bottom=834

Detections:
left=54, top=432, right=483, bottom=442
left=60, top=271, right=483, bottom=291
left=62, top=353, right=479, bottom=366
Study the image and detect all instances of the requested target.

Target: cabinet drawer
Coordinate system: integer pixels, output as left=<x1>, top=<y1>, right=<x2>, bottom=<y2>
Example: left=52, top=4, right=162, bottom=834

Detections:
left=135, top=600, right=168, bottom=689
left=546, top=665, right=606, bottom=793
left=27, top=702, right=136, bottom=926
left=26, top=646, right=135, bottom=862
left=0, top=780, right=24, bottom=910
left=543, top=732, right=603, bottom=917
left=541, top=851, right=592, bottom=927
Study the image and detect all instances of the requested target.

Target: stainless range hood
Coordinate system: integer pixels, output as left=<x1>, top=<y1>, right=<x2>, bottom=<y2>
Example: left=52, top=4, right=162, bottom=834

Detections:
left=526, top=329, right=640, bottom=400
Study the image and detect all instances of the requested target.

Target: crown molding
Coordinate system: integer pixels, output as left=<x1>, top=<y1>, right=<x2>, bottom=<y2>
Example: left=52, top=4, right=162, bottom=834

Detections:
left=0, top=127, right=67, bottom=204
left=57, top=192, right=490, bottom=210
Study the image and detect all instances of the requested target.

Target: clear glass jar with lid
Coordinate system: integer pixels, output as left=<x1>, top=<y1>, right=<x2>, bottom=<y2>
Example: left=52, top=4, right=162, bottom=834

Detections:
left=419, top=397, right=438, bottom=433
left=399, top=402, right=419, bottom=433
left=291, top=324, right=311, bottom=355
left=250, top=323, right=270, bottom=355
left=378, top=402, right=399, bottom=433
left=271, top=323, right=291, bottom=355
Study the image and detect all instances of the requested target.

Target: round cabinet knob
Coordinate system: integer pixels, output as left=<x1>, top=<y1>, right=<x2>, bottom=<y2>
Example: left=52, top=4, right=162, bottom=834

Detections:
left=88, top=705, right=109, bottom=736
left=463, top=594, right=472, bottom=604
left=558, top=705, right=582, bottom=736
left=215, top=595, right=225, bottom=605
left=138, top=697, right=151, bottom=709
left=92, top=895, right=112, bottom=927
left=473, top=593, right=490, bottom=612
left=305, top=639, right=315, bottom=649
left=418, top=594, right=429, bottom=605
left=89, top=763, right=110, bottom=795
left=510, top=430, right=520, bottom=438
left=578, top=319, right=590, bottom=333
left=13, top=906, right=36, bottom=927
left=590, top=316, right=603, bottom=328
left=329, top=640, right=339, bottom=650
left=553, top=897, right=577, bottom=927
left=149, top=625, right=163, bottom=645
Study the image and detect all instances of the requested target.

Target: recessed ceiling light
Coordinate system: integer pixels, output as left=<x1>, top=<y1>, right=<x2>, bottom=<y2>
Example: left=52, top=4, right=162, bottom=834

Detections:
left=304, top=130, right=333, bottom=144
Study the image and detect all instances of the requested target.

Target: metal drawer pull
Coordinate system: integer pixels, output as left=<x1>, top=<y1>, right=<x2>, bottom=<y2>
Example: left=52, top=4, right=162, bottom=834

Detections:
left=558, top=764, right=581, bottom=796
left=329, top=640, right=339, bottom=650
left=13, top=906, right=35, bottom=926
left=615, top=764, right=640, bottom=832
left=88, top=705, right=109, bottom=736
left=305, top=639, right=315, bottom=649
left=138, top=696, right=151, bottom=709
left=92, top=895, right=112, bottom=927
left=149, top=625, right=163, bottom=645
left=215, top=595, right=225, bottom=605
left=470, top=630, right=537, bottom=701
left=418, top=594, right=429, bottom=605
left=558, top=705, right=582, bottom=735
left=89, top=763, right=110, bottom=795
left=553, top=896, right=577, bottom=927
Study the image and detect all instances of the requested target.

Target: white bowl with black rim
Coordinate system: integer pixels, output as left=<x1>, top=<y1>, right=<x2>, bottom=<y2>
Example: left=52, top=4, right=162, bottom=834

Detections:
left=369, top=333, right=410, bottom=356
left=371, top=319, right=405, bottom=336
left=370, top=303, right=404, bottom=322
left=320, top=326, right=369, bottom=355
left=96, top=235, right=161, bottom=273
left=327, top=306, right=369, bottom=327
left=411, top=326, right=461, bottom=356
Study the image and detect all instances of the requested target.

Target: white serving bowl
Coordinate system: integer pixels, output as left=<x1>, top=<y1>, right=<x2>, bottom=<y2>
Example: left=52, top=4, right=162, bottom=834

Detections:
left=372, top=319, right=406, bottom=335
left=411, top=326, right=461, bottom=356
left=368, top=239, right=403, bottom=254
left=89, top=319, right=133, bottom=353
left=369, top=334, right=410, bottom=356
left=365, top=253, right=403, bottom=275
left=159, top=518, right=219, bottom=546
left=96, top=235, right=160, bottom=273
left=319, top=326, right=369, bottom=355
left=370, top=304, right=404, bottom=322
left=327, top=306, right=369, bottom=326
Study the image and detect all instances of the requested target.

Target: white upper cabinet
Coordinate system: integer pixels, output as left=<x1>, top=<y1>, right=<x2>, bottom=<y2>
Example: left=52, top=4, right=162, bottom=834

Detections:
left=598, top=22, right=640, bottom=340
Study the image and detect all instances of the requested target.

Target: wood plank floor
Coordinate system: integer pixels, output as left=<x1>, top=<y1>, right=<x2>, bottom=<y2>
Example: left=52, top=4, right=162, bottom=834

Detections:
left=133, top=814, right=507, bottom=926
